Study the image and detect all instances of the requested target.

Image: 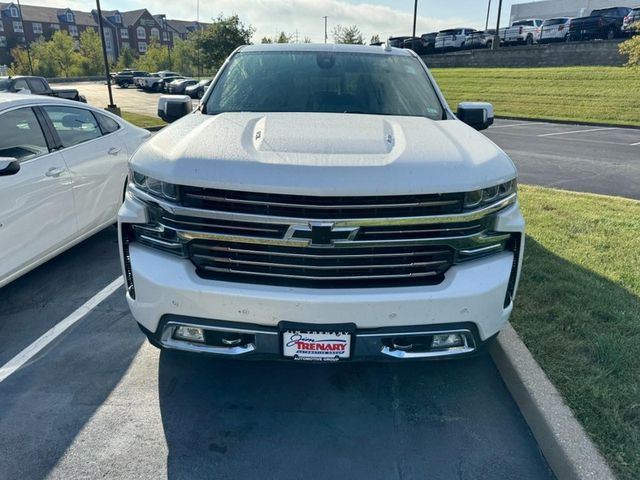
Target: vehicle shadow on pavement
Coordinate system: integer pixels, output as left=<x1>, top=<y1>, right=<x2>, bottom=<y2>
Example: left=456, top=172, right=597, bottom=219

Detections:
left=158, top=349, right=554, bottom=480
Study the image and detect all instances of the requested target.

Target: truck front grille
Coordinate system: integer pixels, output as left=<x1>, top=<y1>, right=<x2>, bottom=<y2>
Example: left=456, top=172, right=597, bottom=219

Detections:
left=179, top=186, right=465, bottom=219
left=131, top=186, right=515, bottom=288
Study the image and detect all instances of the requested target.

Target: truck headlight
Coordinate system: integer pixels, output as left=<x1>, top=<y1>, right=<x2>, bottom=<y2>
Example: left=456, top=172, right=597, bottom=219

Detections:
left=464, top=179, right=517, bottom=209
left=129, top=168, right=178, bottom=201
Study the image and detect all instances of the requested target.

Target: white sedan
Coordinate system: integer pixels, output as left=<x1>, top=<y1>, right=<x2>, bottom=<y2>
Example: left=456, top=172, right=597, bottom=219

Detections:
left=0, top=94, right=150, bottom=288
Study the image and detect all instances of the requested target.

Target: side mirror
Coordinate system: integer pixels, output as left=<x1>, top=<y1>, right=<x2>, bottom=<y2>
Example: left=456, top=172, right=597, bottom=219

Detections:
left=0, top=157, right=20, bottom=176
left=457, top=102, right=494, bottom=131
left=158, top=95, right=193, bottom=123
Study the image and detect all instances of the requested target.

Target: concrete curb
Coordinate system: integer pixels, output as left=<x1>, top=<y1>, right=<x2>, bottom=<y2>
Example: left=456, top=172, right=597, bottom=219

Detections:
left=489, top=324, right=616, bottom=480
left=496, top=115, right=640, bottom=130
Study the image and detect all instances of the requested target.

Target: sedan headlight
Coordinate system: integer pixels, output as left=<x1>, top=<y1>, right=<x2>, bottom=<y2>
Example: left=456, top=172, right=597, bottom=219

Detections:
left=464, top=179, right=517, bottom=209
left=129, top=168, right=178, bottom=201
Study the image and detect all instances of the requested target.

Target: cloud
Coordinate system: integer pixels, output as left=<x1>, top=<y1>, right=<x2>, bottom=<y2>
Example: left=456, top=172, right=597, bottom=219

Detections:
left=27, top=0, right=474, bottom=43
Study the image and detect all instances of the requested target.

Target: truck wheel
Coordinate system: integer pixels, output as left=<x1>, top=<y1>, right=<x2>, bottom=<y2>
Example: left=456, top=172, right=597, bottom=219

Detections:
left=153, top=83, right=162, bottom=93
left=525, top=34, right=534, bottom=45
left=486, top=39, right=493, bottom=49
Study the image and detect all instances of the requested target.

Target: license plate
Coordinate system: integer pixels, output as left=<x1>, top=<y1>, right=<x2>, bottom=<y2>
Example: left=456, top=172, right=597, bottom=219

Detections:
left=282, top=330, right=352, bottom=361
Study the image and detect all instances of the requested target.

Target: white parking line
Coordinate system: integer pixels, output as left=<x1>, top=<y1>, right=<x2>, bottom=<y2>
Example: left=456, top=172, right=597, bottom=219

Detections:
left=537, top=128, right=615, bottom=138
left=490, top=123, right=534, bottom=129
left=631, top=142, right=640, bottom=146
left=0, top=276, right=124, bottom=384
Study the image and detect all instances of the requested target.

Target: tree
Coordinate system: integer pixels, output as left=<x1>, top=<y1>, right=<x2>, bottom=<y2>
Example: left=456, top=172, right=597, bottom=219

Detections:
left=332, top=25, right=365, bottom=45
left=115, top=47, right=136, bottom=70
left=8, top=47, right=32, bottom=75
left=619, top=22, right=640, bottom=66
left=135, top=39, right=171, bottom=72
left=171, top=37, right=198, bottom=76
left=261, top=36, right=273, bottom=44
left=77, top=28, right=103, bottom=75
left=197, top=15, right=254, bottom=70
left=303, top=36, right=312, bottom=43
left=275, top=31, right=291, bottom=43
left=45, top=31, right=78, bottom=77
left=370, top=34, right=381, bottom=44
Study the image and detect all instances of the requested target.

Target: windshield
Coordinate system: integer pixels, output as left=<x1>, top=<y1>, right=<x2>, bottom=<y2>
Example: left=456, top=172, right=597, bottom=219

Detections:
left=0, top=79, right=10, bottom=91
left=205, top=51, right=444, bottom=120
left=543, top=18, right=568, bottom=26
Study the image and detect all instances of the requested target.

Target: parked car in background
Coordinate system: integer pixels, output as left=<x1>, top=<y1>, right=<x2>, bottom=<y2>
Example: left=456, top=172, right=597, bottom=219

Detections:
left=622, top=7, right=640, bottom=35
left=540, top=18, right=573, bottom=42
left=0, top=94, right=150, bottom=288
left=505, top=19, right=544, bottom=45
left=161, top=76, right=186, bottom=93
left=569, top=7, right=631, bottom=40
left=466, top=29, right=497, bottom=49
left=387, top=36, right=412, bottom=48
left=166, top=78, right=196, bottom=94
left=421, top=32, right=438, bottom=50
left=435, top=28, right=477, bottom=50
left=135, top=71, right=181, bottom=92
left=185, top=79, right=212, bottom=99
left=401, top=37, right=428, bottom=54
left=0, top=76, right=86, bottom=102
left=114, top=70, right=149, bottom=88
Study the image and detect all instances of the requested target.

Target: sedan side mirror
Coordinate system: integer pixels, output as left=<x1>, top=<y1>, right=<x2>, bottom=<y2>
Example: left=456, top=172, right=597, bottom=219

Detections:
left=0, top=157, right=20, bottom=176
left=158, top=95, right=193, bottom=123
left=457, top=102, right=494, bottom=131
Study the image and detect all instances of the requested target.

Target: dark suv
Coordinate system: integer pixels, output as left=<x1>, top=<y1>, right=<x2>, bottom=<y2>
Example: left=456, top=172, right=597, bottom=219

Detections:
left=114, top=70, right=149, bottom=88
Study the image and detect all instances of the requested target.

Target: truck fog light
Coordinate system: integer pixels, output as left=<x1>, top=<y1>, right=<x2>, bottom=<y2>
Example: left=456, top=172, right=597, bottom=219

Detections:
left=174, top=326, right=205, bottom=343
left=432, top=333, right=465, bottom=349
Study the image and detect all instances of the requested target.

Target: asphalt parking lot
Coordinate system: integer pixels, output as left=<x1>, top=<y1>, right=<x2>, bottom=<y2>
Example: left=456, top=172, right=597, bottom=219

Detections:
left=4, top=84, right=638, bottom=480
left=0, top=228, right=553, bottom=479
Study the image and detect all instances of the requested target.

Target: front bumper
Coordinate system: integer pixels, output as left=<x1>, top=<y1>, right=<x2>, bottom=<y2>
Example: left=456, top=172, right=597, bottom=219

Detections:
left=119, top=194, right=524, bottom=360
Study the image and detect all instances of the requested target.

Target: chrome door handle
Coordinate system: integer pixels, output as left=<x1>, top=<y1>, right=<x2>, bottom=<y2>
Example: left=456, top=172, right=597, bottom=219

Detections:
left=108, top=147, right=121, bottom=156
left=45, top=166, right=65, bottom=177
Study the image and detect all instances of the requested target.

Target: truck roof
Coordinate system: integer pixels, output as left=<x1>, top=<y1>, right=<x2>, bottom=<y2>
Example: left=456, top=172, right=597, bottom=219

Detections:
left=239, top=42, right=414, bottom=56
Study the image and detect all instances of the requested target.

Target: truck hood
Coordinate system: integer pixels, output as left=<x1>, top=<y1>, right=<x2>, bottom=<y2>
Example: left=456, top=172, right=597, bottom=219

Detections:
left=132, top=112, right=516, bottom=196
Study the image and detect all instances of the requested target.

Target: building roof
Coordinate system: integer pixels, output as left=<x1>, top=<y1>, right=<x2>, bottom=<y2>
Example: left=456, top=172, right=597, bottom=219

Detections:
left=166, top=19, right=204, bottom=35
left=121, top=9, right=147, bottom=27
left=0, top=3, right=97, bottom=26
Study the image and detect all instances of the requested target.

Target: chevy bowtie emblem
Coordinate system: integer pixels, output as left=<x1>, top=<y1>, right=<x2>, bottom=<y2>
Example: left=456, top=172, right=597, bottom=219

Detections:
left=284, top=222, right=360, bottom=246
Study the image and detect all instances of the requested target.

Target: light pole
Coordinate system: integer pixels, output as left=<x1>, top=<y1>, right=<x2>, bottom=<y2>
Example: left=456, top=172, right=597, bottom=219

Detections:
left=412, top=0, right=418, bottom=50
left=485, top=0, right=492, bottom=31
left=323, top=16, right=328, bottom=43
left=160, top=14, right=172, bottom=70
left=493, top=0, right=503, bottom=50
left=95, top=0, right=119, bottom=114
left=16, top=0, right=33, bottom=75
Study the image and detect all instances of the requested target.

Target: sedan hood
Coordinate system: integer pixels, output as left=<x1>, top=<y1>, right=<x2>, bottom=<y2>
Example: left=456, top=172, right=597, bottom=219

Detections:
left=132, top=112, right=516, bottom=196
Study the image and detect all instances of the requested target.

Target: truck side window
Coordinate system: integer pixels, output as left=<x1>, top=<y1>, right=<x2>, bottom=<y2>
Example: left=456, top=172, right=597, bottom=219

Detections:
left=27, top=78, right=48, bottom=94
left=13, top=79, right=29, bottom=91
left=42, top=106, right=101, bottom=148
left=0, top=107, right=49, bottom=161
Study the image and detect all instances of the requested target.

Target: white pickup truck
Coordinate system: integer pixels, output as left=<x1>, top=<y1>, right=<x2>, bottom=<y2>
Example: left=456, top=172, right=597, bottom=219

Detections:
left=505, top=19, right=544, bottom=45
left=134, top=71, right=180, bottom=92
left=119, top=43, right=524, bottom=362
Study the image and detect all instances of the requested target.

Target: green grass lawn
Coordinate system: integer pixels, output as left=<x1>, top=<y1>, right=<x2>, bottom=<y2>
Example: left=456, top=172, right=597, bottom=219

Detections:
left=121, top=111, right=166, bottom=129
left=431, top=67, right=640, bottom=126
left=514, top=185, right=640, bottom=479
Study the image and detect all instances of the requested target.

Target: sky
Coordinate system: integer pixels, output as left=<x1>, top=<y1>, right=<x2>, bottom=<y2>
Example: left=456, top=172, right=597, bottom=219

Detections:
left=26, top=0, right=531, bottom=43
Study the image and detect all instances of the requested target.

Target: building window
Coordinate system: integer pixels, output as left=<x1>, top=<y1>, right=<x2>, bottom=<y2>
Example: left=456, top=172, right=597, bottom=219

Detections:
left=138, top=41, right=147, bottom=53
left=114, top=14, right=121, bottom=24
left=66, top=12, right=74, bottom=23
left=50, top=24, right=60, bottom=31
left=9, top=7, right=18, bottom=18
left=120, top=28, right=128, bottom=39
left=12, top=21, right=23, bottom=33
left=150, top=27, right=159, bottom=40
left=121, top=41, right=129, bottom=49
left=0, top=36, right=6, bottom=47
left=105, top=38, right=112, bottom=49
left=68, top=25, right=78, bottom=36
left=163, top=31, right=169, bottom=41
left=137, top=26, right=146, bottom=39
left=32, top=22, right=42, bottom=34
left=73, top=40, right=79, bottom=50
left=0, top=22, right=4, bottom=32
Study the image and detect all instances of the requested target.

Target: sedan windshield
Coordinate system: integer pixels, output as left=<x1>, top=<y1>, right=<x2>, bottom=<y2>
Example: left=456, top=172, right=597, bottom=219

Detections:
left=205, top=51, right=444, bottom=119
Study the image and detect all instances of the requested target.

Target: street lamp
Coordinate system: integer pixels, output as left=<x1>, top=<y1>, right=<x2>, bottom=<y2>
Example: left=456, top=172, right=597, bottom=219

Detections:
left=412, top=0, right=418, bottom=50
left=493, top=0, right=503, bottom=50
left=323, top=16, right=328, bottom=43
left=95, top=0, right=120, bottom=115
left=16, top=0, right=33, bottom=75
